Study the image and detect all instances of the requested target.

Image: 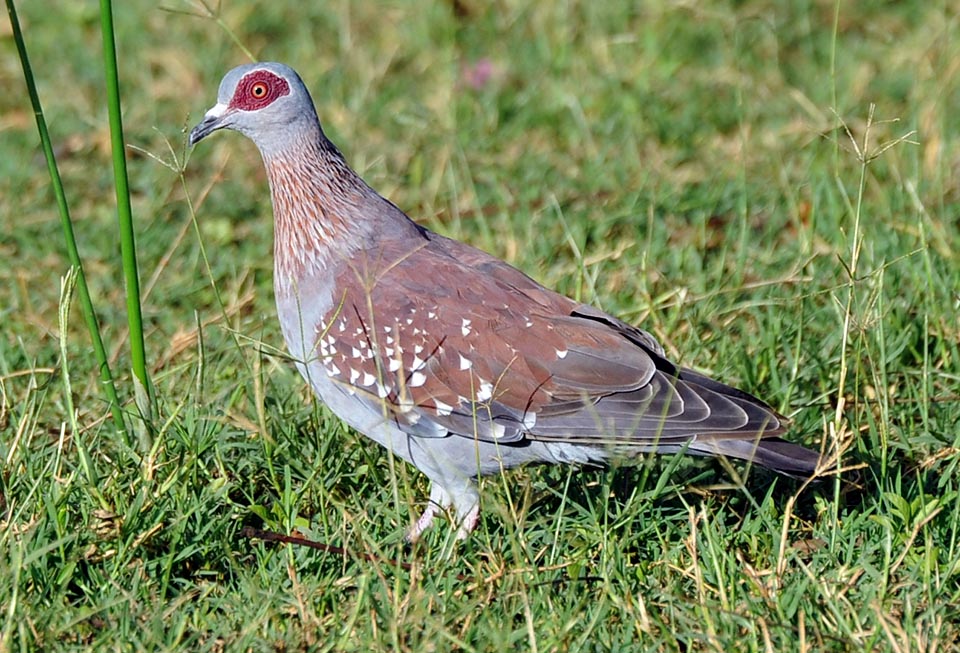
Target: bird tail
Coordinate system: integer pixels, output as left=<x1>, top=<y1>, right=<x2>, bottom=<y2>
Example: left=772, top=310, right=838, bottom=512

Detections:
left=693, top=437, right=822, bottom=477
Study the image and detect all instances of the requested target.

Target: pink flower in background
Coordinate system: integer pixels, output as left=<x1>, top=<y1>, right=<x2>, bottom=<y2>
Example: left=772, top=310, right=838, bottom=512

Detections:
left=461, top=58, right=495, bottom=90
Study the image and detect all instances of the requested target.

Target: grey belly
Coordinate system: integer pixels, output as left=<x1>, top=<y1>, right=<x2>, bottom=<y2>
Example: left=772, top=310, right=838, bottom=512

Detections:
left=301, top=360, right=604, bottom=482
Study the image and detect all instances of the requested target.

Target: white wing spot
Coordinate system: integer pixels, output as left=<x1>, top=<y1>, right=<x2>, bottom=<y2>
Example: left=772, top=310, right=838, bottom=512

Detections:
left=477, top=381, right=493, bottom=402
left=349, top=368, right=360, bottom=383
left=459, top=354, right=473, bottom=370
left=409, top=371, right=427, bottom=387
left=326, top=362, right=341, bottom=377
left=461, top=318, right=472, bottom=336
left=388, top=358, right=402, bottom=372
left=556, top=349, right=568, bottom=359
left=361, top=372, right=376, bottom=387
left=433, top=399, right=454, bottom=416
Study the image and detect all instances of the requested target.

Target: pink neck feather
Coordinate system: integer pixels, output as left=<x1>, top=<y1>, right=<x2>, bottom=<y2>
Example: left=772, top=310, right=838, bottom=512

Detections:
left=263, top=135, right=368, bottom=294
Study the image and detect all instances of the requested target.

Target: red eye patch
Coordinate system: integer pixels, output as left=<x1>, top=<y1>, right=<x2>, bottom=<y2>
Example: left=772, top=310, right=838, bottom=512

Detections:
left=230, top=70, right=291, bottom=111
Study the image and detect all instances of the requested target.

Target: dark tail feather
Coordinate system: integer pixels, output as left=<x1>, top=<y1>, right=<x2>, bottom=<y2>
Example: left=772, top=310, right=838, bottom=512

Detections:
left=692, top=437, right=821, bottom=477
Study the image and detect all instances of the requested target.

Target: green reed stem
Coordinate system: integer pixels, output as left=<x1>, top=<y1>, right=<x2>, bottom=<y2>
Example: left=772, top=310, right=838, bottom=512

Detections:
left=98, top=0, right=155, bottom=435
left=6, top=0, right=127, bottom=437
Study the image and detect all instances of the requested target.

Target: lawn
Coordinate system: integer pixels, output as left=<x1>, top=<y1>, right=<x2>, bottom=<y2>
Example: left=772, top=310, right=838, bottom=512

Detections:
left=2, top=1, right=958, bottom=651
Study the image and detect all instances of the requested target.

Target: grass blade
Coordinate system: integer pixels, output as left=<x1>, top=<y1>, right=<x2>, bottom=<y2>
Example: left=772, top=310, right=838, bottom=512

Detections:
left=5, top=0, right=126, bottom=437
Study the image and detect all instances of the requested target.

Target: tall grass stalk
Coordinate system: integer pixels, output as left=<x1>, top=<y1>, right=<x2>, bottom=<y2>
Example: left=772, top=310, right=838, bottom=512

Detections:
left=5, top=0, right=126, bottom=437
left=98, top=0, right=154, bottom=437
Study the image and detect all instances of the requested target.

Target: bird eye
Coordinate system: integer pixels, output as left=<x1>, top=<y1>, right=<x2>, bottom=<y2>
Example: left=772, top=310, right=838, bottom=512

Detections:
left=231, top=72, right=290, bottom=111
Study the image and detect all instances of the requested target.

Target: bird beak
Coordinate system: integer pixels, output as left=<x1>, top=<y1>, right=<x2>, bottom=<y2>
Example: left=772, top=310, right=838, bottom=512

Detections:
left=189, top=103, right=230, bottom=145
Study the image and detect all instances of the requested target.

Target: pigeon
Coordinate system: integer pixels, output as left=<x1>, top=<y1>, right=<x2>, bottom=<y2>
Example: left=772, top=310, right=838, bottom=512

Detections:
left=189, top=62, right=820, bottom=540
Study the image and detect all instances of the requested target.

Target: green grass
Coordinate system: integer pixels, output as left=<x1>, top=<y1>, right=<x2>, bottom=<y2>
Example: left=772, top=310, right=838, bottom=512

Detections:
left=3, top=0, right=959, bottom=650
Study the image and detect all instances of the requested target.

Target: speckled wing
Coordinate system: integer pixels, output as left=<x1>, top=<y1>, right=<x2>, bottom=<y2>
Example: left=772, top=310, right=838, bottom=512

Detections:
left=310, top=232, right=787, bottom=453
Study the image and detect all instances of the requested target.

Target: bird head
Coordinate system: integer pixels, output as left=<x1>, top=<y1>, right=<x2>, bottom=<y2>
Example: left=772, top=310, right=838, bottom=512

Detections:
left=189, top=62, right=319, bottom=153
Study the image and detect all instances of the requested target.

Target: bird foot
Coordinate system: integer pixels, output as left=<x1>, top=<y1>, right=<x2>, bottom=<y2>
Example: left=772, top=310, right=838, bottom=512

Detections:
left=453, top=504, right=480, bottom=541
left=406, top=493, right=480, bottom=542
left=406, top=503, right=441, bottom=543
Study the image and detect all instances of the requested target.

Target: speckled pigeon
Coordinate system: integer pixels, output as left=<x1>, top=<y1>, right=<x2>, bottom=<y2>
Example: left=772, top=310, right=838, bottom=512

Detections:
left=189, top=62, right=821, bottom=540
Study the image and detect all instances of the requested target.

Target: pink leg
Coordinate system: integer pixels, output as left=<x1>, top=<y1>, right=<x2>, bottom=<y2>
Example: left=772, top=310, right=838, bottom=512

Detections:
left=454, top=503, right=480, bottom=541
left=407, top=482, right=481, bottom=542
left=406, top=484, right=451, bottom=543
left=407, top=504, right=439, bottom=542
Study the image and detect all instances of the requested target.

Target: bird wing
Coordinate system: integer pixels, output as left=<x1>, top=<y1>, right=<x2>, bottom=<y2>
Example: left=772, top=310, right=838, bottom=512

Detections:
left=316, top=233, right=784, bottom=448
